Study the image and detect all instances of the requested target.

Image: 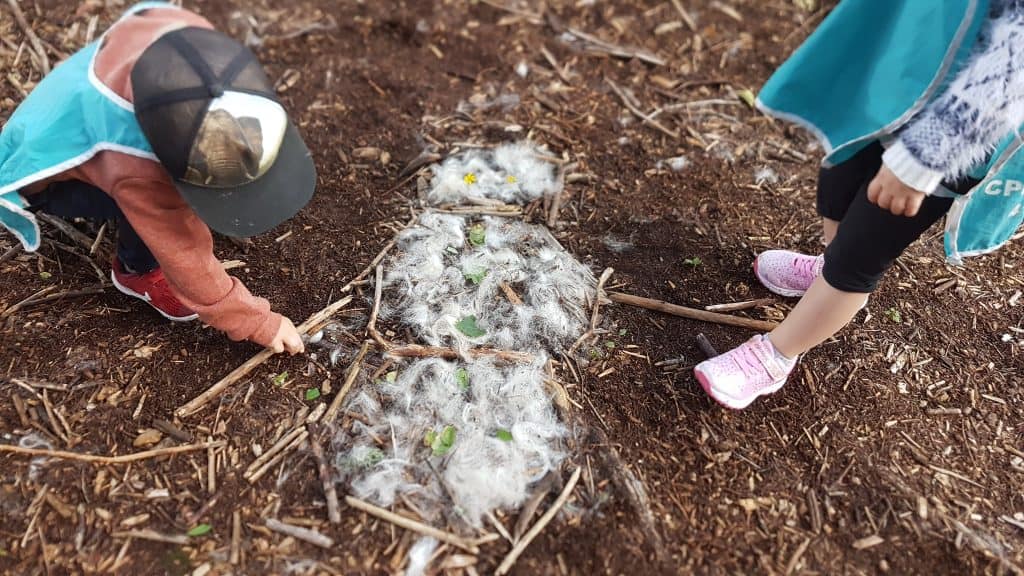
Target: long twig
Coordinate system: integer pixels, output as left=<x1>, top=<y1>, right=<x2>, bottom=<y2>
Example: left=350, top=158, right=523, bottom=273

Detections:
left=243, top=426, right=305, bottom=479
left=323, top=340, right=372, bottom=424
left=605, top=78, right=679, bottom=139
left=245, top=429, right=309, bottom=484
left=385, top=345, right=534, bottom=363
left=344, top=496, right=480, bottom=554
left=496, top=467, right=582, bottom=575
left=568, top=267, right=614, bottom=355
left=0, top=441, right=224, bottom=464
left=265, top=519, right=334, bottom=548
left=5, top=0, right=50, bottom=73
left=176, top=296, right=353, bottom=418
left=567, top=27, right=665, bottom=66
left=608, top=292, right=779, bottom=332
left=111, top=530, right=188, bottom=545
left=0, top=285, right=57, bottom=319
left=308, top=425, right=342, bottom=524
left=704, top=297, right=774, bottom=313
left=366, top=265, right=390, bottom=348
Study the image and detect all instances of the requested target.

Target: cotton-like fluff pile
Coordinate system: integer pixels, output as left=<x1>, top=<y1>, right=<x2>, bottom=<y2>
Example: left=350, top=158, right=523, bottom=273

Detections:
left=380, top=213, right=595, bottom=351
left=333, top=141, right=594, bottom=532
left=426, top=142, right=558, bottom=206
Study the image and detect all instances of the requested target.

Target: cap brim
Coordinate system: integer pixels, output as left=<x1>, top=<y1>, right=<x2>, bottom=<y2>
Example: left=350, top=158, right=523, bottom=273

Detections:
left=175, top=122, right=317, bottom=238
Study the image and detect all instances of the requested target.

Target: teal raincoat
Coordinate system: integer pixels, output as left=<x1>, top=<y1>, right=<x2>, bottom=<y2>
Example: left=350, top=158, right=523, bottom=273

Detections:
left=757, top=0, right=1024, bottom=264
left=0, top=3, right=172, bottom=251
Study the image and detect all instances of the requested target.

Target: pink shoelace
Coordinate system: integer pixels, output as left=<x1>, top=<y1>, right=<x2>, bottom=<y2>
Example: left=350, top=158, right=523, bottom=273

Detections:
left=733, top=344, right=768, bottom=383
left=791, top=256, right=819, bottom=284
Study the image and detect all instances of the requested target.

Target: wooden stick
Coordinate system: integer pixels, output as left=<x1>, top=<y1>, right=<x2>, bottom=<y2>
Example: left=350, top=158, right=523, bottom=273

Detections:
left=366, top=265, right=390, bottom=348
left=176, top=295, right=353, bottom=417
left=670, top=0, right=698, bottom=32
left=265, top=518, right=334, bottom=549
left=322, top=340, right=372, bottom=424
left=89, top=222, right=107, bottom=256
left=608, top=292, right=779, bottom=332
left=567, top=26, right=665, bottom=66
left=0, top=285, right=57, bottom=318
left=344, top=496, right=480, bottom=554
left=606, top=78, right=678, bottom=139
left=5, top=0, right=50, bottom=73
left=567, top=268, right=614, bottom=354
left=13, top=286, right=106, bottom=309
left=243, top=426, right=305, bottom=479
left=499, top=282, right=523, bottom=306
left=385, top=345, right=534, bottom=363
left=308, top=425, right=341, bottom=524
left=0, top=245, right=20, bottom=266
left=496, top=467, right=582, bottom=575
left=230, top=510, right=242, bottom=565
left=704, top=298, right=774, bottom=313
left=37, top=213, right=93, bottom=251
left=246, top=429, right=308, bottom=484
left=111, top=530, right=188, bottom=545
left=0, top=440, right=224, bottom=465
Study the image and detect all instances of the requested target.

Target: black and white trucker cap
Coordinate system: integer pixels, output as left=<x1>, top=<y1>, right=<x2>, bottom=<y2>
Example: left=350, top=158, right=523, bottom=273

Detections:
left=131, top=26, right=316, bottom=238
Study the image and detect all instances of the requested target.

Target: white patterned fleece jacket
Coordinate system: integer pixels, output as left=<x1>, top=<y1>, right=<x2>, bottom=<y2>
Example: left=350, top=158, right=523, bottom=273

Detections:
left=884, top=0, right=1024, bottom=194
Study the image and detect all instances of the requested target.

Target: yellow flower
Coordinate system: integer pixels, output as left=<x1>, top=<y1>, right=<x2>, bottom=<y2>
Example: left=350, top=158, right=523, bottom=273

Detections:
left=463, top=173, right=477, bottom=185
left=506, top=175, right=517, bottom=184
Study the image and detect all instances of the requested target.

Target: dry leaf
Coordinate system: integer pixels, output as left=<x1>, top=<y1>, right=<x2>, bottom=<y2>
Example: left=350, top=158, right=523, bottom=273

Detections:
left=133, top=429, right=163, bottom=448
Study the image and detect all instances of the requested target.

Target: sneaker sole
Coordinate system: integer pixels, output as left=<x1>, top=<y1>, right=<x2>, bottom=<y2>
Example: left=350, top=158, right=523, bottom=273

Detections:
left=110, top=270, right=199, bottom=323
left=753, top=257, right=808, bottom=298
left=693, top=365, right=786, bottom=410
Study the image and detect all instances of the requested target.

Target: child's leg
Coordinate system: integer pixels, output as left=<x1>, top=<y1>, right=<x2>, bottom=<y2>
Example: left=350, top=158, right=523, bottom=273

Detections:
left=29, top=181, right=157, bottom=272
left=768, top=180, right=958, bottom=358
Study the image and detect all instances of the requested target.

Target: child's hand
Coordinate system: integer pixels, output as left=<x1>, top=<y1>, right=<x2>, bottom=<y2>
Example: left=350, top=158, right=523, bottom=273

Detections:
left=269, top=317, right=305, bottom=355
left=867, top=165, right=927, bottom=217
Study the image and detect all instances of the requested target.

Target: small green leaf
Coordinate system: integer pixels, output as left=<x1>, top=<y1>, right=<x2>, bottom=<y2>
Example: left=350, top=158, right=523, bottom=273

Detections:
left=456, top=315, right=486, bottom=338
left=432, top=425, right=457, bottom=456
left=604, top=340, right=616, bottom=349
left=305, top=388, right=321, bottom=401
left=272, top=371, right=289, bottom=386
left=424, top=430, right=437, bottom=448
left=495, top=429, right=513, bottom=442
left=446, top=246, right=459, bottom=254
left=39, top=271, right=52, bottom=280
left=885, top=307, right=903, bottom=324
left=187, top=524, right=212, bottom=537
left=684, top=257, right=703, bottom=267
left=588, top=348, right=603, bottom=360
left=464, top=269, right=488, bottom=285
left=468, top=223, right=486, bottom=247
left=618, top=328, right=628, bottom=336
left=737, top=88, right=756, bottom=108
left=455, top=368, right=470, bottom=390
left=385, top=371, right=398, bottom=383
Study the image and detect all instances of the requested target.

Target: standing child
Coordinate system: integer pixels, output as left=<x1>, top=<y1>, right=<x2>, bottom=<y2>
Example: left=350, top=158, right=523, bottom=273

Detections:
left=0, top=3, right=316, bottom=355
left=695, top=0, right=1024, bottom=408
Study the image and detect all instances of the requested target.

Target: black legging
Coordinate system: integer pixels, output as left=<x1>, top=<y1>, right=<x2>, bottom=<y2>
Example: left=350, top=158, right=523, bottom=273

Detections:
left=816, top=142, right=977, bottom=293
left=27, top=180, right=158, bottom=273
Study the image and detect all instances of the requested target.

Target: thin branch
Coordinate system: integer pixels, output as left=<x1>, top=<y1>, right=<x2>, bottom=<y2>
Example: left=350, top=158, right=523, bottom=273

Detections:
left=0, top=441, right=224, bottom=464
left=496, top=467, right=582, bottom=575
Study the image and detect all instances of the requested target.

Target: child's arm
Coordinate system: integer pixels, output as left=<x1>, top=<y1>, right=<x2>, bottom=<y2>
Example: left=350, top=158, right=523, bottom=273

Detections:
left=111, top=176, right=294, bottom=349
left=884, top=9, right=1024, bottom=193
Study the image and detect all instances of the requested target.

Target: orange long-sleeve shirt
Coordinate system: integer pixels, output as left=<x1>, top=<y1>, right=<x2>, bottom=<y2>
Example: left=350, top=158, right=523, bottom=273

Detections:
left=27, top=6, right=282, bottom=346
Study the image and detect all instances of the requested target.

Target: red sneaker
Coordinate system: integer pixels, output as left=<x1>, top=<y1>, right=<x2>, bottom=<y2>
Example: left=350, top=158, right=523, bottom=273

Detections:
left=110, top=259, right=198, bottom=322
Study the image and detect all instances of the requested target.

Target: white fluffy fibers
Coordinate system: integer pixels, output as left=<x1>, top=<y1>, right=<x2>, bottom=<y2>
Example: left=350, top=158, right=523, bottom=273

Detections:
left=426, top=142, right=558, bottom=205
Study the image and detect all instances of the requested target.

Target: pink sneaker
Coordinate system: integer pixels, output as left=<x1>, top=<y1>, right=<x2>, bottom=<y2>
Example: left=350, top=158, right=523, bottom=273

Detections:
left=754, top=250, right=824, bottom=297
left=694, top=335, right=795, bottom=409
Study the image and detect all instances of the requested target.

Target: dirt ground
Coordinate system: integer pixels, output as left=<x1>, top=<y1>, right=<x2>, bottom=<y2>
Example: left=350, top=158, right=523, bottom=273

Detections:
left=2, top=0, right=1024, bottom=574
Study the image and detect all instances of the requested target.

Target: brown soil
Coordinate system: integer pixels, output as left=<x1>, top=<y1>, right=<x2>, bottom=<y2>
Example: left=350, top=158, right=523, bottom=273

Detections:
left=2, top=1, right=1023, bottom=575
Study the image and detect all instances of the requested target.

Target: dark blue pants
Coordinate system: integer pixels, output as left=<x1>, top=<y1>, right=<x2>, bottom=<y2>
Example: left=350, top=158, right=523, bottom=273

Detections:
left=28, top=180, right=158, bottom=273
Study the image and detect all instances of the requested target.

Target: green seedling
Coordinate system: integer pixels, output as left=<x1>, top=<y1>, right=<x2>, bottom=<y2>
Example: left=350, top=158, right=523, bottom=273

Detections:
left=187, top=524, right=212, bottom=537
left=305, top=388, right=321, bottom=401
left=885, top=307, right=903, bottom=324
left=339, top=448, right=385, bottom=471
left=468, top=223, right=486, bottom=247
left=495, top=429, right=513, bottom=442
left=604, top=340, right=617, bottom=349
left=455, top=368, right=470, bottom=391
left=272, top=371, right=289, bottom=386
left=39, top=271, right=52, bottom=280
left=737, top=88, right=756, bottom=108
left=684, top=257, right=703, bottom=268
left=464, top=269, right=488, bottom=285
left=425, top=425, right=457, bottom=456
left=456, top=315, right=486, bottom=338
